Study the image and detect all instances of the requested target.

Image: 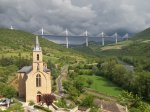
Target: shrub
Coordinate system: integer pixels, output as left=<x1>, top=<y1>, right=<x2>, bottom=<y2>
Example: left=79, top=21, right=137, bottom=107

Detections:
left=0, top=83, right=16, bottom=99
left=55, top=98, right=67, bottom=108
left=90, top=107, right=101, bottom=112
left=4, top=99, right=24, bottom=112
left=86, top=78, right=93, bottom=87
left=34, top=105, right=52, bottom=112
left=80, top=95, right=94, bottom=107
left=29, top=100, right=35, bottom=106
left=42, top=94, right=56, bottom=107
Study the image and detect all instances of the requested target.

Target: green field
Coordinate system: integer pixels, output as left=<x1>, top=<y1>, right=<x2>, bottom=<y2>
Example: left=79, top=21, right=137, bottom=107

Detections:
left=78, top=75, right=123, bottom=97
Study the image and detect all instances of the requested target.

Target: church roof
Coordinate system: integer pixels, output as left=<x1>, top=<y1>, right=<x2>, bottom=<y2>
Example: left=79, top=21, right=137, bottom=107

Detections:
left=18, top=66, right=50, bottom=74
left=44, top=68, right=51, bottom=72
left=18, top=66, right=32, bottom=73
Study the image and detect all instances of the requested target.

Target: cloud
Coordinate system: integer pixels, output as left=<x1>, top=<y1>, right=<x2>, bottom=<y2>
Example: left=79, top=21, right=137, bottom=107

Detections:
left=0, top=0, right=150, bottom=35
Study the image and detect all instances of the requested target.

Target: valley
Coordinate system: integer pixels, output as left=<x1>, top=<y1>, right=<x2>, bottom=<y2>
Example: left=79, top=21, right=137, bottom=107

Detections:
left=0, top=28, right=149, bottom=112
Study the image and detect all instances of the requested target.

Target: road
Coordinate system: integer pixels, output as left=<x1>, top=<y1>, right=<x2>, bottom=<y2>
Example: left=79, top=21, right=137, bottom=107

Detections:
left=57, top=65, right=68, bottom=96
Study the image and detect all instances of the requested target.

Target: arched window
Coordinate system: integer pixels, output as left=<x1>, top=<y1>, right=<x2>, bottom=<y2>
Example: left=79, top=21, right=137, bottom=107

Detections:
left=36, top=74, right=41, bottom=87
left=37, top=54, right=39, bottom=61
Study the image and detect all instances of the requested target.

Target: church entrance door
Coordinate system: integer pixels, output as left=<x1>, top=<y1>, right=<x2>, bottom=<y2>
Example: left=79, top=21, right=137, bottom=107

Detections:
left=37, top=95, right=41, bottom=103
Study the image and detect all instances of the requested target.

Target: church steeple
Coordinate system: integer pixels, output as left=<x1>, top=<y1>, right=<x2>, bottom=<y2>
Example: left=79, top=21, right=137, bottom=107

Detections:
left=32, top=36, right=43, bottom=71
left=34, top=36, right=41, bottom=51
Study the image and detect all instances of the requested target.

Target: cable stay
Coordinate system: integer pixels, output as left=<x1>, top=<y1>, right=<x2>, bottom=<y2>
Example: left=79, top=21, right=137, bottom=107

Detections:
left=122, top=33, right=129, bottom=40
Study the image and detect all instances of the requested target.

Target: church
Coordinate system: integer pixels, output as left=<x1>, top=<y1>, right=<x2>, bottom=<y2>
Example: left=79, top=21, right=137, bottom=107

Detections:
left=18, top=36, right=51, bottom=103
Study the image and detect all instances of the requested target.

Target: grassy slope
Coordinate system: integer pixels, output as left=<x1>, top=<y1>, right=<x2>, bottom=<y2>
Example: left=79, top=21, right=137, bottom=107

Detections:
left=131, top=27, right=150, bottom=40
left=78, top=75, right=123, bottom=97
left=73, top=28, right=150, bottom=57
left=101, top=27, right=150, bottom=56
left=0, top=28, right=97, bottom=88
left=0, top=28, right=94, bottom=63
left=1, top=28, right=148, bottom=98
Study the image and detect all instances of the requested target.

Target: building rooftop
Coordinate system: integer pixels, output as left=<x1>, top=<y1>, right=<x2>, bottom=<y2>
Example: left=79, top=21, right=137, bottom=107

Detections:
left=18, top=66, right=32, bottom=73
left=18, top=66, right=51, bottom=74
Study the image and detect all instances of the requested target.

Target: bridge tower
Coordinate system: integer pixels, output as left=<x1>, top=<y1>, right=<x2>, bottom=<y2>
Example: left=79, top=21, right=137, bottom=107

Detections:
left=41, top=28, right=44, bottom=36
left=85, top=30, right=88, bottom=47
left=10, top=25, right=14, bottom=30
left=65, top=29, right=69, bottom=48
left=101, top=32, right=105, bottom=46
left=115, top=33, right=118, bottom=44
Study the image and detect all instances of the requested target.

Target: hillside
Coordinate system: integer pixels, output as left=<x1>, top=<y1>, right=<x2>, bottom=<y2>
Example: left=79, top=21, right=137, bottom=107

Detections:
left=0, top=28, right=96, bottom=63
left=0, top=28, right=101, bottom=99
left=0, top=29, right=149, bottom=112
left=100, top=28, right=150, bottom=57
left=73, top=28, right=150, bottom=57
left=131, top=27, right=150, bottom=40
left=0, top=28, right=97, bottom=88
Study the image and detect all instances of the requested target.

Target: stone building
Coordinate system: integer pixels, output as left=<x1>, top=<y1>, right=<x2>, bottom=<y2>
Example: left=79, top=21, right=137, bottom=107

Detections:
left=18, top=36, right=51, bottom=103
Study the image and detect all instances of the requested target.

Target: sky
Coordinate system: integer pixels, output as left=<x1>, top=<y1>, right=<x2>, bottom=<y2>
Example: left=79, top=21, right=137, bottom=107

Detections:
left=0, top=0, right=150, bottom=36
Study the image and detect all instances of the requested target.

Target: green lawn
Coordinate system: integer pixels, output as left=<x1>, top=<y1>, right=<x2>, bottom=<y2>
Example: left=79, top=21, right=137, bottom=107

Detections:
left=78, top=75, right=123, bottom=97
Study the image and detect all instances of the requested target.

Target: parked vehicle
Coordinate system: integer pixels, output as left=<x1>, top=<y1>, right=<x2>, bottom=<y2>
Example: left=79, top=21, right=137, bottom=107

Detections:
left=0, top=99, right=7, bottom=106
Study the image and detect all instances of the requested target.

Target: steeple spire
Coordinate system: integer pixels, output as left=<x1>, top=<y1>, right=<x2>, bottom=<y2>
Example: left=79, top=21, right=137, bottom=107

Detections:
left=34, top=36, right=41, bottom=51
left=36, top=36, right=40, bottom=47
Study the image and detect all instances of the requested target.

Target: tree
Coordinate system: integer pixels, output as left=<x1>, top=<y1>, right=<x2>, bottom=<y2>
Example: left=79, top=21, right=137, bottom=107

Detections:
left=118, top=91, right=141, bottom=108
left=42, top=94, right=56, bottom=107
left=112, top=64, right=127, bottom=86
left=86, top=78, right=93, bottom=87
left=63, top=81, right=79, bottom=102
left=100, top=59, right=117, bottom=79
left=0, top=83, right=16, bottom=99
left=73, top=78, right=84, bottom=94
left=135, top=71, right=150, bottom=100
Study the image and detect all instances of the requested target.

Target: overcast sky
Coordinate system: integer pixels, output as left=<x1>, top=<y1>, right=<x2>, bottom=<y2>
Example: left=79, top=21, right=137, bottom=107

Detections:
left=0, top=0, right=150, bottom=35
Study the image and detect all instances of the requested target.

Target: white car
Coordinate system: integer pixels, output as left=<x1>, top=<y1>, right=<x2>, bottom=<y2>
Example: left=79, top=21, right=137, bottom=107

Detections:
left=0, top=100, right=7, bottom=106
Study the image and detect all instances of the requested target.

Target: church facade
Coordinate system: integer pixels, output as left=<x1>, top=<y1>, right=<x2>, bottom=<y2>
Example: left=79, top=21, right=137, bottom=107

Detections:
left=18, top=36, right=51, bottom=103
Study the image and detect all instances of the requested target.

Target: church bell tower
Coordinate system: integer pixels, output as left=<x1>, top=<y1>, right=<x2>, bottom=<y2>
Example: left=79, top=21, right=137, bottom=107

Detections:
left=32, top=36, right=43, bottom=71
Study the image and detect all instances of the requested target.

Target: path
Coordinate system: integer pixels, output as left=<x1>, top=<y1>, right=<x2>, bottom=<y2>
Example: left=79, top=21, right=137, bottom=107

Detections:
left=57, top=65, right=68, bottom=96
left=86, top=89, right=127, bottom=112
left=85, top=88, right=117, bottom=102
left=118, top=60, right=134, bottom=71
left=21, top=102, right=39, bottom=112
